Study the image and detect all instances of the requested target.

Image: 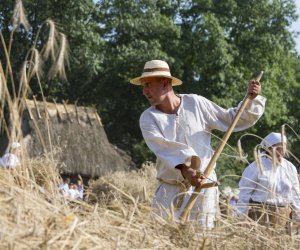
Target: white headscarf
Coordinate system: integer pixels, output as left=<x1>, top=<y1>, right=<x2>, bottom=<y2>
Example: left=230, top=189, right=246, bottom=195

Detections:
left=5, top=142, right=21, bottom=153
left=11, top=142, right=21, bottom=149
left=260, top=132, right=287, bottom=149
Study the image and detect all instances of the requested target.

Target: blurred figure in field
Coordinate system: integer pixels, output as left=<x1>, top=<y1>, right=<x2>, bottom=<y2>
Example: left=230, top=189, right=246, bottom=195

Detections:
left=67, top=183, right=81, bottom=200
left=237, top=132, right=300, bottom=227
left=1, top=142, right=21, bottom=169
left=77, top=175, right=84, bottom=200
left=59, top=177, right=70, bottom=197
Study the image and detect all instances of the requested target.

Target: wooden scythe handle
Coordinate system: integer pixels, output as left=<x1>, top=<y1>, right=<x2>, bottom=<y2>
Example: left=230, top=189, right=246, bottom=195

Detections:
left=180, top=71, right=264, bottom=222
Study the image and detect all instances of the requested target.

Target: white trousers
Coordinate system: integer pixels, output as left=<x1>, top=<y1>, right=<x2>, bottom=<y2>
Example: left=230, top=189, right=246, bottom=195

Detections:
left=152, top=181, right=219, bottom=229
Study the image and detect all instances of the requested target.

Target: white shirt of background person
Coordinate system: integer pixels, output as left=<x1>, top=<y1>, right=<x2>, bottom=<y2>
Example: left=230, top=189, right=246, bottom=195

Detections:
left=59, top=178, right=70, bottom=197
left=67, top=184, right=80, bottom=200
left=1, top=142, right=21, bottom=169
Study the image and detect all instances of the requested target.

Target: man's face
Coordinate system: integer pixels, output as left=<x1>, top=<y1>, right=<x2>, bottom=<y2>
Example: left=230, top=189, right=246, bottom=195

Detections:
left=268, top=142, right=286, bottom=163
left=141, top=77, right=168, bottom=106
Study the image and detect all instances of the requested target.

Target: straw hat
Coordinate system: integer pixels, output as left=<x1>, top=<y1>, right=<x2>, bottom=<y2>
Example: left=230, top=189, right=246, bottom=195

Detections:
left=130, top=60, right=182, bottom=86
left=260, top=132, right=287, bottom=149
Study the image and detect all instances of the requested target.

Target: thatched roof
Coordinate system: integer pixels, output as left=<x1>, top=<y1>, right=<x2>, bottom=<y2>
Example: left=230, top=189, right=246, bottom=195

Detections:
left=19, top=99, right=134, bottom=177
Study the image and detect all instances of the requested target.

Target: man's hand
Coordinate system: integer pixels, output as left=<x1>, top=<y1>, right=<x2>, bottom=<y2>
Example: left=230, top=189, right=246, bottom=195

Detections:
left=247, top=79, right=261, bottom=100
left=176, top=164, right=204, bottom=187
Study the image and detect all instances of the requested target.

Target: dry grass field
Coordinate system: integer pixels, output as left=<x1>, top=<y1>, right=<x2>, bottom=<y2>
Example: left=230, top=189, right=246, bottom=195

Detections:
left=0, top=160, right=299, bottom=249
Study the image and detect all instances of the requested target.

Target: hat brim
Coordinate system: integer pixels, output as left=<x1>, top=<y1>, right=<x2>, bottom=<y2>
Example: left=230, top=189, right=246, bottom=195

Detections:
left=130, top=74, right=182, bottom=86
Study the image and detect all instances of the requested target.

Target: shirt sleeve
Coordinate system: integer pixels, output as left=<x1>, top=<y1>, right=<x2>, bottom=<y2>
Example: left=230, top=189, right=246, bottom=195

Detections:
left=288, top=163, right=300, bottom=221
left=198, top=95, right=266, bottom=132
left=7, top=154, right=20, bottom=168
left=236, top=163, right=259, bottom=215
left=140, top=112, right=199, bottom=169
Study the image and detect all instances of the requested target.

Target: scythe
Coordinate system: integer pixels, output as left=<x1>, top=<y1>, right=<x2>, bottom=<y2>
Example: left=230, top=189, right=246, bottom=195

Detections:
left=180, top=71, right=264, bottom=222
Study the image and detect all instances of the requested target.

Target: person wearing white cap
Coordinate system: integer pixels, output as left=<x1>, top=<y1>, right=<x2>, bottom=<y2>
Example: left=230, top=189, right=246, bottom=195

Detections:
left=1, top=142, right=21, bottom=169
left=130, top=59, right=265, bottom=228
left=237, top=132, right=300, bottom=226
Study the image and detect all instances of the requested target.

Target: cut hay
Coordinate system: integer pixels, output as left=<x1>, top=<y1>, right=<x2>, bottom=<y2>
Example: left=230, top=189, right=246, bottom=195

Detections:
left=88, top=161, right=157, bottom=205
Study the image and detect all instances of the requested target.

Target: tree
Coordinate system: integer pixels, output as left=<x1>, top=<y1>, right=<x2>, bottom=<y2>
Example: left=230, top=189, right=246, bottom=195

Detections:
left=0, top=0, right=104, bottom=101
left=92, top=0, right=181, bottom=164
left=1, top=0, right=299, bottom=170
left=92, top=0, right=299, bottom=168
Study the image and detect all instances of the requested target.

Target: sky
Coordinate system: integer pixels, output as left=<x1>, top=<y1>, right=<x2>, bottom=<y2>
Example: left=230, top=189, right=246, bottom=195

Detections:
left=292, top=0, right=300, bottom=53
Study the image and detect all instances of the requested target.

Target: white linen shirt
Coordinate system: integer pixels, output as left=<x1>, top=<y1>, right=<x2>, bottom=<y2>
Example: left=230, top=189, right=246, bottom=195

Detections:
left=140, top=94, right=266, bottom=183
left=59, top=183, right=70, bottom=196
left=237, top=156, right=300, bottom=220
left=1, top=153, right=20, bottom=168
left=67, top=189, right=81, bottom=200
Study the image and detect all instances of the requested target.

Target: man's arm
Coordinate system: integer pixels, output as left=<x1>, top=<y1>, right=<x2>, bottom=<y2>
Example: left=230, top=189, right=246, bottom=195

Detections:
left=197, top=93, right=266, bottom=132
left=140, top=111, right=199, bottom=170
left=236, top=163, right=258, bottom=215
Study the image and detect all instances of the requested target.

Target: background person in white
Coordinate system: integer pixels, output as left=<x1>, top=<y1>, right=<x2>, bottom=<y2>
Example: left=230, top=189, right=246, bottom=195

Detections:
left=237, top=132, right=300, bottom=224
left=59, top=178, right=70, bottom=197
left=130, top=59, right=265, bottom=228
left=67, top=183, right=81, bottom=200
left=1, top=142, right=21, bottom=169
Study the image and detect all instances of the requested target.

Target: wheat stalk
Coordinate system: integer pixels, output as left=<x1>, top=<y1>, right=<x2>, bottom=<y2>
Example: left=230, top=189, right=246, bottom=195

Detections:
left=49, top=33, right=70, bottom=80
left=12, top=0, right=30, bottom=31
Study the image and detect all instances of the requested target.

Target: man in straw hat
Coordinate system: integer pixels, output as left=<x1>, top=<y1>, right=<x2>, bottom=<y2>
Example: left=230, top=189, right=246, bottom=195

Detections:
left=130, top=59, right=265, bottom=228
left=237, top=132, right=300, bottom=227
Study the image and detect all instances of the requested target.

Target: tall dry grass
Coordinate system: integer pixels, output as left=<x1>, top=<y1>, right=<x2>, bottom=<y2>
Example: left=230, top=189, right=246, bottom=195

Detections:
left=0, top=0, right=69, bottom=153
left=0, top=160, right=300, bottom=249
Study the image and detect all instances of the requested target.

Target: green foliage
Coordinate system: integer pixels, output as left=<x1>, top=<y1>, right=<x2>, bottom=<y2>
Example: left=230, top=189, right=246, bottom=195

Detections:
left=131, top=140, right=155, bottom=166
left=0, top=0, right=104, bottom=100
left=92, top=0, right=181, bottom=162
